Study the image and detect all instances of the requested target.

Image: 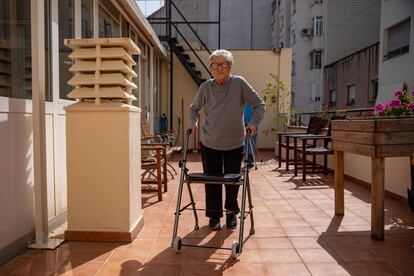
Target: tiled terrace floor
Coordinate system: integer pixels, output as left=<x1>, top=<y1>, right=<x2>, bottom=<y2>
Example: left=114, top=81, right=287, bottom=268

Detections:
left=1, top=152, right=414, bottom=275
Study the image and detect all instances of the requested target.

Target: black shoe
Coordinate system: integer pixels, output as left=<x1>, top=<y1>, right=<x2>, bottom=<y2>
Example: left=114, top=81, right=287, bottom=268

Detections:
left=209, top=218, right=221, bottom=230
left=226, top=213, right=237, bottom=229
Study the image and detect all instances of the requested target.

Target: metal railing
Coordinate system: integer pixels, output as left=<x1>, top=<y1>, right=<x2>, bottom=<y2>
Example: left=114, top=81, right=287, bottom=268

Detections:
left=293, top=107, right=375, bottom=126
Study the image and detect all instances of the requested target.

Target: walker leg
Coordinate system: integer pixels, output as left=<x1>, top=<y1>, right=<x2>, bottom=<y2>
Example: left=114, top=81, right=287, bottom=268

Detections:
left=237, top=168, right=249, bottom=254
left=186, top=182, right=199, bottom=230
left=172, top=172, right=185, bottom=244
left=246, top=175, right=255, bottom=235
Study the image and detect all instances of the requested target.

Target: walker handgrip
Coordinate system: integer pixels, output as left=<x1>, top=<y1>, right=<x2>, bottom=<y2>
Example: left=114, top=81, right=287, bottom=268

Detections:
left=187, top=129, right=192, bottom=135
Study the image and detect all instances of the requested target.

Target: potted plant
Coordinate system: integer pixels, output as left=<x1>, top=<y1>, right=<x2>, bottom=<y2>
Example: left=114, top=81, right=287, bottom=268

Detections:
left=374, top=85, right=414, bottom=211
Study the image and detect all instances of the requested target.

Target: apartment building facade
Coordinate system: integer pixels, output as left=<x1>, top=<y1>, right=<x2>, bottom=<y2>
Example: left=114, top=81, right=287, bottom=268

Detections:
left=273, top=0, right=380, bottom=113
left=376, top=0, right=413, bottom=103
left=149, top=0, right=274, bottom=50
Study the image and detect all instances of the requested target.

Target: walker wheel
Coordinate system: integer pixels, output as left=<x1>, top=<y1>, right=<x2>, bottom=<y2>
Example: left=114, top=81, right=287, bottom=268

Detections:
left=194, top=225, right=200, bottom=231
left=172, top=236, right=182, bottom=253
left=250, top=228, right=255, bottom=235
left=231, top=241, right=240, bottom=259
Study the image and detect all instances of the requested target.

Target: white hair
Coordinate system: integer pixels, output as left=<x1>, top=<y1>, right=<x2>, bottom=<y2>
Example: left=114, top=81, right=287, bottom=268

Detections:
left=208, top=49, right=234, bottom=67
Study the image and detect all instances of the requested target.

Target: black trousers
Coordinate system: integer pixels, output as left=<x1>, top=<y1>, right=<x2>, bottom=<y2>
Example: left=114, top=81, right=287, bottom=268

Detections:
left=201, top=144, right=244, bottom=219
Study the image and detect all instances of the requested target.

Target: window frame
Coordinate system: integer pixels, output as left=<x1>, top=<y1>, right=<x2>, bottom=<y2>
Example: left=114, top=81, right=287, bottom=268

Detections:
left=312, top=16, right=323, bottom=36
left=329, top=89, right=336, bottom=106
left=347, top=84, right=356, bottom=105
left=310, top=49, right=322, bottom=70
left=384, top=17, right=410, bottom=59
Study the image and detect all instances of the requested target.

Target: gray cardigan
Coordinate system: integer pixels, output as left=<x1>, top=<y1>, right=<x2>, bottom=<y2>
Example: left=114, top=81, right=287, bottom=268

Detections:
left=189, top=75, right=265, bottom=150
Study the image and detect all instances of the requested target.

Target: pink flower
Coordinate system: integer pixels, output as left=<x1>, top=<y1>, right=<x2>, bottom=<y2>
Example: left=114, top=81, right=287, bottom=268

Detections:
left=390, top=98, right=401, bottom=109
left=394, top=90, right=404, bottom=97
left=411, top=90, right=414, bottom=96
left=374, top=103, right=385, bottom=112
left=407, top=103, right=414, bottom=111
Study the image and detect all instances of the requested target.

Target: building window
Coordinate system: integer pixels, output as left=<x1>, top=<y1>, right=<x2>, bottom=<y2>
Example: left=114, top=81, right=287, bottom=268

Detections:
left=347, top=85, right=356, bottom=105
left=329, top=89, right=336, bottom=105
left=291, top=61, right=295, bottom=76
left=0, top=0, right=33, bottom=99
left=312, top=16, right=323, bottom=36
left=310, top=49, right=322, bottom=69
left=291, top=0, right=296, bottom=14
left=369, top=79, right=378, bottom=103
left=81, top=0, right=93, bottom=38
left=99, top=0, right=120, bottom=38
left=385, top=18, right=410, bottom=59
left=310, top=82, right=321, bottom=102
left=291, top=29, right=296, bottom=44
left=59, top=0, right=75, bottom=100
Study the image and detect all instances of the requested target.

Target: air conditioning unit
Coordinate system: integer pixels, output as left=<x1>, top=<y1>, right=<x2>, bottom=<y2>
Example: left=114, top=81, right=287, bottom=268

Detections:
left=301, top=28, right=311, bottom=36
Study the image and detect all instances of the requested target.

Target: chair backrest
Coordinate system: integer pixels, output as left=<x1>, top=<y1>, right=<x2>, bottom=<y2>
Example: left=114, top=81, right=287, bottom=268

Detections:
left=326, top=115, right=346, bottom=136
left=306, top=116, right=328, bottom=135
left=141, top=121, right=151, bottom=139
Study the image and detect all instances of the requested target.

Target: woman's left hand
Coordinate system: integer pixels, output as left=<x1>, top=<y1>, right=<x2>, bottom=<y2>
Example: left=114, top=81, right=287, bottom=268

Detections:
left=246, top=124, right=257, bottom=136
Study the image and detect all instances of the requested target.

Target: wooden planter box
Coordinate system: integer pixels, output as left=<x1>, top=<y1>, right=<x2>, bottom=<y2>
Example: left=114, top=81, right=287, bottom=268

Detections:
left=331, top=117, right=414, bottom=240
left=332, top=117, right=414, bottom=157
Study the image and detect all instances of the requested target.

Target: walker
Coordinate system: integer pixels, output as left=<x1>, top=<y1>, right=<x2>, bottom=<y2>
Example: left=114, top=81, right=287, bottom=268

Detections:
left=171, top=129, right=255, bottom=259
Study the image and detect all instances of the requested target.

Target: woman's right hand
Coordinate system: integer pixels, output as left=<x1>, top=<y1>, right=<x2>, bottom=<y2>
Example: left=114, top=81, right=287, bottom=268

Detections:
left=187, top=124, right=197, bottom=134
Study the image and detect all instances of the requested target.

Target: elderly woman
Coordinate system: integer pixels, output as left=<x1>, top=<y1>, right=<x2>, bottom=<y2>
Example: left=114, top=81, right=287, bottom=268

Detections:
left=188, top=49, right=265, bottom=230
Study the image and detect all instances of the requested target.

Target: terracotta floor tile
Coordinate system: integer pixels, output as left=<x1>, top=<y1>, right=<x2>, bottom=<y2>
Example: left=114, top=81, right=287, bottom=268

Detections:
left=296, top=248, right=339, bottom=263
left=278, top=218, right=311, bottom=227
left=58, top=261, right=103, bottom=276
left=284, top=226, right=319, bottom=237
left=182, top=263, right=223, bottom=276
left=2, top=153, right=414, bottom=275
left=331, top=246, right=382, bottom=262
left=140, top=263, right=182, bottom=276
left=387, top=259, right=414, bottom=276
left=226, top=249, right=263, bottom=263
left=256, top=237, right=293, bottom=249
left=182, top=247, right=223, bottom=265
left=223, top=262, right=267, bottom=276
left=107, top=247, right=148, bottom=263
left=289, top=237, right=327, bottom=249
left=96, top=260, right=143, bottom=276
left=265, top=262, right=311, bottom=276
left=306, top=262, right=351, bottom=276
left=260, top=248, right=302, bottom=263
left=346, top=261, right=400, bottom=276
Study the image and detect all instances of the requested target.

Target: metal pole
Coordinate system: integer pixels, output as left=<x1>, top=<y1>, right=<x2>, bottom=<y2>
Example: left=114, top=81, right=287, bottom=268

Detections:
left=168, top=0, right=172, bottom=39
left=170, top=47, right=174, bottom=130
left=218, top=0, right=221, bottom=49
left=29, top=0, right=63, bottom=249
left=168, top=0, right=173, bottom=129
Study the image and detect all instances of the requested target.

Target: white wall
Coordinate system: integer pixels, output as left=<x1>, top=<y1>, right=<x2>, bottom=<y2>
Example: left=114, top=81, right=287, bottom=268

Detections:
left=343, top=154, right=411, bottom=198
left=0, top=98, right=69, bottom=250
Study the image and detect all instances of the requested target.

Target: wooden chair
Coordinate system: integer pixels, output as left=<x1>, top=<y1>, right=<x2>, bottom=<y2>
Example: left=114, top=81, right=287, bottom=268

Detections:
left=141, top=144, right=167, bottom=201
left=277, top=116, right=328, bottom=171
left=141, top=121, right=181, bottom=178
left=293, top=116, right=346, bottom=181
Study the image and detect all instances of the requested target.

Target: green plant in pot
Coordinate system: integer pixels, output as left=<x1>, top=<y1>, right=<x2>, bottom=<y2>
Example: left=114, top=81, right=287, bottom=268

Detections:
left=261, top=73, right=290, bottom=136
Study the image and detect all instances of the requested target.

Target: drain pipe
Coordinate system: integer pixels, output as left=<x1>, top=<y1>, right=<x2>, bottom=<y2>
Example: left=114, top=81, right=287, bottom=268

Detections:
left=29, top=0, right=63, bottom=249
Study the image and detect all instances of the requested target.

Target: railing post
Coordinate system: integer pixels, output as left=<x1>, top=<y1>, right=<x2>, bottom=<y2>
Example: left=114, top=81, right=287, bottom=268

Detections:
left=168, top=0, right=172, bottom=39
left=218, top=0, right=221, bottom=49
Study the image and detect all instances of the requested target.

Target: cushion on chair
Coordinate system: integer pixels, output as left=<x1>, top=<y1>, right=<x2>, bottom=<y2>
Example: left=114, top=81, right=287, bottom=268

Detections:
left=187, top=173, right=241, bottom=183
left=305, top=147, right=334, bottom=154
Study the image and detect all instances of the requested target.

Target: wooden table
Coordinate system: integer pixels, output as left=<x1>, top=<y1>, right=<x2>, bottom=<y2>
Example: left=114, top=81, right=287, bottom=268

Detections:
left=331, top=117, right=414, bottom=240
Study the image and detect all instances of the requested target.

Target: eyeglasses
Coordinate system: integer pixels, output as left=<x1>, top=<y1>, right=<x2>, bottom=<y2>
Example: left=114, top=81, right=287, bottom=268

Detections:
left=211, top=62, right=229, bottom=69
